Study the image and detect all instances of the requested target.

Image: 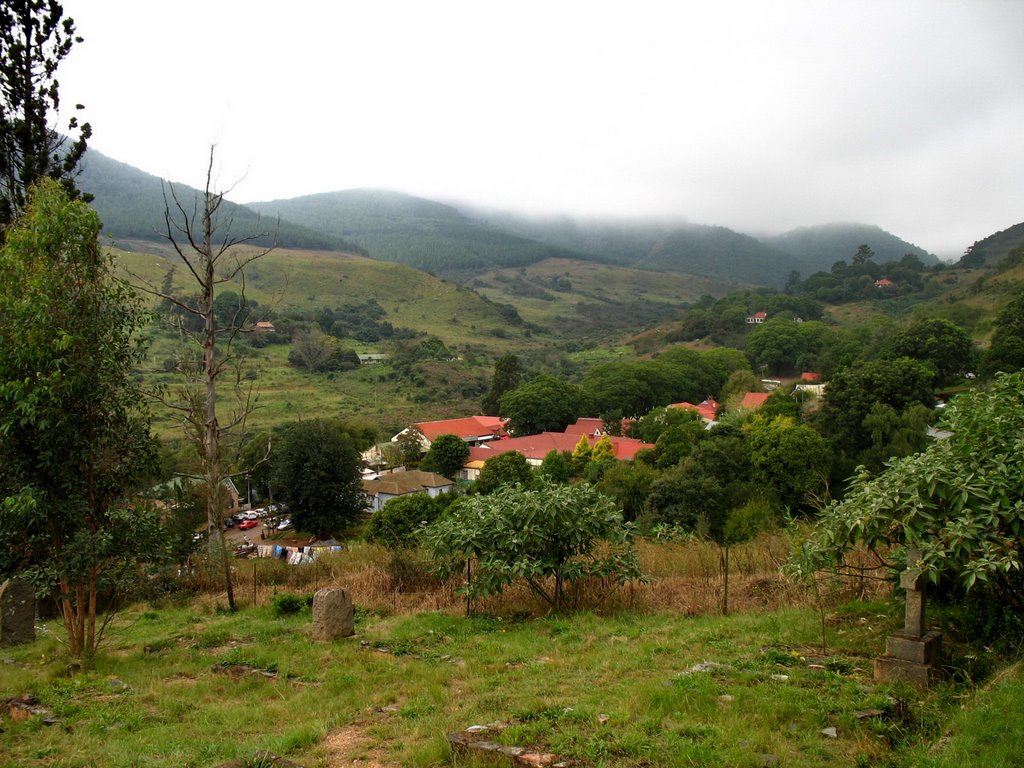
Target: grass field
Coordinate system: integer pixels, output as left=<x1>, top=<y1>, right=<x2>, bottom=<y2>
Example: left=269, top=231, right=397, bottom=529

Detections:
left=1, top=536, right=1016, bottom=768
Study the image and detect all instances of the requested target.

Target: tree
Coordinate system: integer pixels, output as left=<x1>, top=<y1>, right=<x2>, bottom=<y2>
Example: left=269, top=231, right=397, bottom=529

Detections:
left=792, top=372, right=1024, bottom=621
left=273, top=419, right=365, bottom=540
left=146, top=148, right=272, bottom=611
left=818, top=358, right=935, bottom=456
left=424, top=481, right=643, bottom=611
left=365, top=492, right=450, bottom=550
left=745, top=416, right=831, bottom=511
left=982, top=287, right=1024, bottom=376
left=475, top=451, right=533, bottom=494
left=481, top=353, right=522, bottom=416
left=884, top=318, right=975, bottom=385
left=499, top=374, right=587, bottom=435
left=539, top=449, right=572, bottom=483
left=419, top=433, right=470, bottom=480
left=0, top=0, right=91, bottom=228
left=0, top=180, right=159, bottom=663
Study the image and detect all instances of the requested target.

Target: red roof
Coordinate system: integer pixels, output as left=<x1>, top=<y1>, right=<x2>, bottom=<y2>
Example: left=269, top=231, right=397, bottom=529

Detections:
left=800, top=372, right=822, bottom=382
left=740, top=392, right=771, bottom=409
left=468, top=431, right=653, bottom=464
left=413, top=416, right=508, bottom=441
left=669, top=399, right=720, bottom=422
left=875, top=278, right=894, bottom=287
left=751, top=311, right=768, bottom=319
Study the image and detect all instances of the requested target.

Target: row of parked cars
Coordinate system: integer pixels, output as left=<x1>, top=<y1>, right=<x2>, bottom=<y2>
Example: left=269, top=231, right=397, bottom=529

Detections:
left=224, top=504, right=292, bottom=531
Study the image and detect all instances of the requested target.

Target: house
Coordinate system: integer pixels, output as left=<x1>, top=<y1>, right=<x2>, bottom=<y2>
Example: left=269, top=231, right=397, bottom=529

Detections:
left=800, top=372, right=822, bottom=382
left=357, top=353, right=389, bottom=364
left=563, top=416, right=636, bottom=438
left=746, top=311, right=768, bottom=324
left=254, top=321, right=275, bottom=332
left=361, top=469, right=455, bottom=512
left=392, top=415, right=509, bottom=452
left=875, top=278, right=895, bottom=288
left=669, top=398, right=721, bottom=424
left=460, top=428, right=654, bottom=482
left=739, top=392, right=771, bottom=410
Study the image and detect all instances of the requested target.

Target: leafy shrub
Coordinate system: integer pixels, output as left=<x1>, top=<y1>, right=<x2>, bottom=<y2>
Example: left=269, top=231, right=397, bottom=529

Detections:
left=272, top=592, right=306, bottom=616
left=424, top=481, right=643, bottom=611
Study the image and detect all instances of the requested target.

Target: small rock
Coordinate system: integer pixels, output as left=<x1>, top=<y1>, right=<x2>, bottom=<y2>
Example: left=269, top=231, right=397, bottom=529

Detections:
left=854, top=708, right=885, bottom=720
left=717, top=694, right=735, bottom=704
left=466, top=725, right=490, bottom=733
left=807, top=664, right=825, bottom=670
left=821, top=726, right=838, bottom=739
left=108, top=677, right=130, bottom=692
left=770, top=674, right=790, bottom=682
left=598, top=713, right=610, bottom=724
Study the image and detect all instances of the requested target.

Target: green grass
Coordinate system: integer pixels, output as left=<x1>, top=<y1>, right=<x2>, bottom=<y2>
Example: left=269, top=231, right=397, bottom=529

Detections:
left=1, top=597, right=1007, bottom=768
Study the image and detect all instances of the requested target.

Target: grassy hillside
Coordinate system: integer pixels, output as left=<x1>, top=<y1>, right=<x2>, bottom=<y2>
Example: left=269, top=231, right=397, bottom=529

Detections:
left=1, top=535, right=1015, bottom=768
left=114, top=244, right=549, bottom=437
left=469, top=257, right=749, bottom=347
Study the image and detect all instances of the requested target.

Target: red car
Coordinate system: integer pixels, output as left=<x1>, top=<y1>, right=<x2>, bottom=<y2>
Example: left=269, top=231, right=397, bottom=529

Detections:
left=237, top=519, right=259, bottom=530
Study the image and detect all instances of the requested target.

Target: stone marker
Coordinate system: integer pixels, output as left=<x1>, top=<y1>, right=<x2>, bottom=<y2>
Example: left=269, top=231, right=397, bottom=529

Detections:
left=311, top=588, right=355, bottom=641
left=0, top=578, right=36, bottom=647
left=874, top=548, right=942, bottom=688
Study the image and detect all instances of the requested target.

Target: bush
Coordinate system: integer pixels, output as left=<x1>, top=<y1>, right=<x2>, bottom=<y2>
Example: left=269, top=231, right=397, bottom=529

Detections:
left=271, top=592, right=307, bottom=616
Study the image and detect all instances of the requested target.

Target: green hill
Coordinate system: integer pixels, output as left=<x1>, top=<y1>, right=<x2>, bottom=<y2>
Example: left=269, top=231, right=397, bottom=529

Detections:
left=246, top=189, right=582, bottom=279
left=957, top=221, right=1024, bottom=268
left=762, top=222, right=939, bottom=271
left=78, top=149, right=364, bottom=253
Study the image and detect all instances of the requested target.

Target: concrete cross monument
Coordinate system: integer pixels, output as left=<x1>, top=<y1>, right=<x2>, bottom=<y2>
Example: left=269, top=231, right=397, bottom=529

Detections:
left=874, top=548, right=942, bottom=687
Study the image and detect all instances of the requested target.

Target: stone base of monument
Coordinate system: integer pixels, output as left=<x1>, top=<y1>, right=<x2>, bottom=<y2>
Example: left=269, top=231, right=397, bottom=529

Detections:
left=874, top=630, right=942, bottom=688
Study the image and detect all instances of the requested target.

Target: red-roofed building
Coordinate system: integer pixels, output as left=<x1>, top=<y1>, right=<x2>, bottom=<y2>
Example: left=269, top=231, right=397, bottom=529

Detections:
left=460, top=429, right=653, bottom=482
left=669, top=398, right=721, bottom=423
left=739, top=392, right=771, bottom=410
left=875, top=278, right=895, bottom=288
left=563, top=416, right=636, bottom=438
left=392, top=415, right=508, bottom=451
left=746, top=311, right=768, bottom=324
left=800, top=372, right=822, bottom=382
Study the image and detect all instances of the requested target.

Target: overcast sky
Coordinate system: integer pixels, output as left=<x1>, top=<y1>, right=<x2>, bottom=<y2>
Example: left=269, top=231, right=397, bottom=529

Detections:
left=61, top=0, right=1023, bottom=259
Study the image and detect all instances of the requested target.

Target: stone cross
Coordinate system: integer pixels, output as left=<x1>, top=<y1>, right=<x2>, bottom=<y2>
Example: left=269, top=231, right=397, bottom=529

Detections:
left=0, top=577, right=36, bottom=647
left=900, top=548, right=926, bottom=639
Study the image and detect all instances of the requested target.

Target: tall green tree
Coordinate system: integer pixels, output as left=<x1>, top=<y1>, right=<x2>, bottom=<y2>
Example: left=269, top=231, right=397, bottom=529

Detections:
left=481, top=353, right=522, bottom=416
left=499, top=374, right=587, bottom=435
left=884, top=318, right=975, bottom=385
left=0, top=180, right=158, bottom=663
left=273, top=419, right=365, bottom=540
left=420, top=433, right=470, bottom=480
left=474, top=451, right=533, bottom=494
left=0, top=0, right=91, bottom=228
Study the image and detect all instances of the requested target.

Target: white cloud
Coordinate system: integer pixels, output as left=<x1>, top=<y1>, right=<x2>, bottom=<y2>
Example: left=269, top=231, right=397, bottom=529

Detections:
left=60, top=0, right=1024, bottom=257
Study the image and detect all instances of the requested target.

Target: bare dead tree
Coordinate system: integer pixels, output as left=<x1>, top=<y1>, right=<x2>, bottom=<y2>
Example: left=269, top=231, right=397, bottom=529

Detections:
left=139, top=146, right=274, bottom=611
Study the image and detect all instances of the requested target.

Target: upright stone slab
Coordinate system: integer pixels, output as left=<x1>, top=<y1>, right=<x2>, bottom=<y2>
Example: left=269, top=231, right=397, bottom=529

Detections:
left=0, top=578, right=36, bottom=647
left=311, top=587, right=355, bottom=641
left=875, top=548, right=941, bottom=688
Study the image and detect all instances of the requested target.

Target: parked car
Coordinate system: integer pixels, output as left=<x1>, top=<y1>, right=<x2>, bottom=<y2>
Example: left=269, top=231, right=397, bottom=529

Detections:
left=242, top=511, right=258, bottom=521
left=237, top=519, right=259, bottom=530
left=224, top=517, right=236, bottom=529
left=276, top=518, right=293, bottom=531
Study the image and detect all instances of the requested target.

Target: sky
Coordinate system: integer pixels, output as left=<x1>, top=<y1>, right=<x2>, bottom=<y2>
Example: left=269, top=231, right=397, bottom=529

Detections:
left=60, top=0, right=1024, bottom=259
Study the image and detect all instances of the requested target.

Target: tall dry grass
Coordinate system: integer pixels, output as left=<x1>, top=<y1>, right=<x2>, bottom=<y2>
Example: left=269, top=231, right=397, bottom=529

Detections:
left=184, top=531, right=890, bottom=618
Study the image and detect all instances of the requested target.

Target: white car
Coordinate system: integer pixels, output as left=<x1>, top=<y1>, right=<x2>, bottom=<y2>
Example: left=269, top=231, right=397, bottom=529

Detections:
left=276, top=518, right=293, bottom=531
